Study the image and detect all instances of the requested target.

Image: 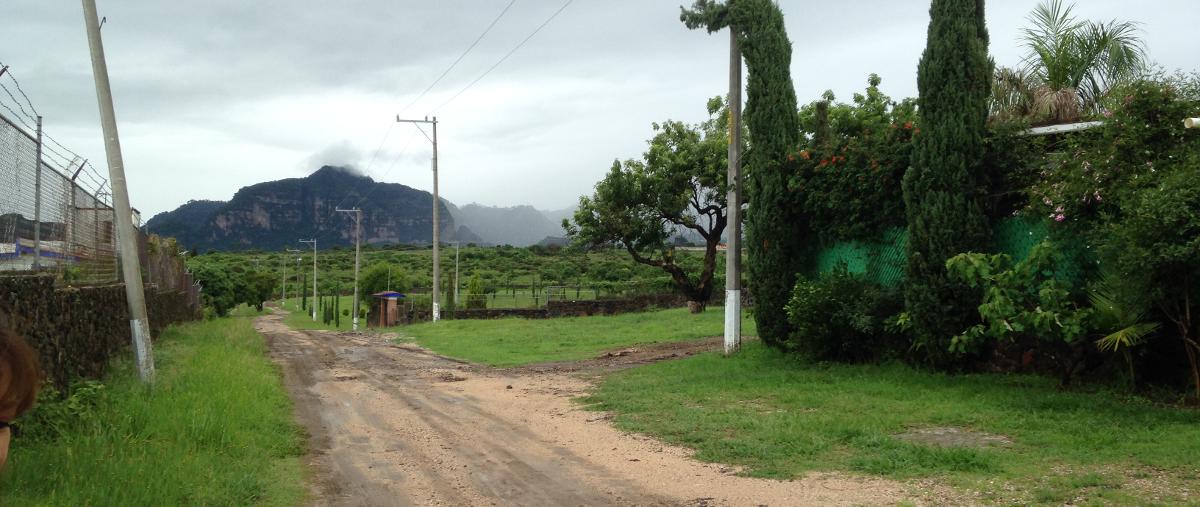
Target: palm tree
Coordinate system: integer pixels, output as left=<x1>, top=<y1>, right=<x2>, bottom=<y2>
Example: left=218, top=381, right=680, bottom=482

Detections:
left=995, top=0, right=1147, bottom=124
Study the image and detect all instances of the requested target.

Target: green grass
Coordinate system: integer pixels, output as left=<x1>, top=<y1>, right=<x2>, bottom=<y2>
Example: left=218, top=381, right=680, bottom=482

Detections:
left=400, top=306, right=756, bottom=367
left=583, top=342, right=1200, bottom=505
left=1, top=317, right=306, bottom=506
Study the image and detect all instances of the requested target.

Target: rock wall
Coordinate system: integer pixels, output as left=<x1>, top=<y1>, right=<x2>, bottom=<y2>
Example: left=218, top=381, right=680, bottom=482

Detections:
left=0, top=275, right=201, bottom=390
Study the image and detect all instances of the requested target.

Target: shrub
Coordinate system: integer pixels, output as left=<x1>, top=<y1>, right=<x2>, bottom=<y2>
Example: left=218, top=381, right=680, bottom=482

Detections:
left=1103, top=167, right=1200, bottom=399
left=784, top=265, right=904, bottom=362
left=947, top=241, right=1093, bottom=383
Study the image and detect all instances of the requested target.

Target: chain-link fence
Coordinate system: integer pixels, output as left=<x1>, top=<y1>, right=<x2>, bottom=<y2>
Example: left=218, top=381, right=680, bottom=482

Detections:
left=0, top=111, right=126, bottom=284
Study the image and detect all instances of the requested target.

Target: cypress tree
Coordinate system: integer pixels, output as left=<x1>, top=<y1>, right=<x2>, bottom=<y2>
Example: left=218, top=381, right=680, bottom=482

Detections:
left=301, top=272, right=307, bottom=311
left=902, top=0, right=993, bottom=366
left=335, top=286, right=341, bottom=328
left=682, top=0, right=805, bottom=347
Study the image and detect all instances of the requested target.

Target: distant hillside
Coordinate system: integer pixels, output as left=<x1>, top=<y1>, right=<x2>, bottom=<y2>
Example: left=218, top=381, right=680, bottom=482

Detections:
left=147, top=166, right=466, bottom=251
left=446, top=203, right=570, bottom=247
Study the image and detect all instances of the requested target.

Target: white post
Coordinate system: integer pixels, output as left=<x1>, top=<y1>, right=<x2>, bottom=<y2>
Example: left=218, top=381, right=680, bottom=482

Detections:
left=1186, top=118, right=1199, bottom=129
left=300, top=239, right=317, bottom=320
left=83, top=0, right=155, bottom=381
left=723, top=25, right=743, bottom=356
left=396, top=115, right=441, bottom=321
left=337, top=208, right=362, bottom=331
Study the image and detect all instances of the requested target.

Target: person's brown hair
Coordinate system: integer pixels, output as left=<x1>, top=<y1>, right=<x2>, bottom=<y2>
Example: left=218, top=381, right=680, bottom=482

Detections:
left=0, top=324, right=40, bottom=421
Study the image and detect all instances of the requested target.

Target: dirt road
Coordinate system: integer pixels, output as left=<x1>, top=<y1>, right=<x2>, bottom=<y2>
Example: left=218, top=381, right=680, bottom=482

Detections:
left=256, top=312, right=936, bottom=506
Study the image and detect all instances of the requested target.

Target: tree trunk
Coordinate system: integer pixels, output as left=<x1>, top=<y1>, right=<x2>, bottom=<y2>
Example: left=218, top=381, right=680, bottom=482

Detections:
left=1184, top=338, right=1200, bottom=404
left=687, top=300, right=706, bottom=314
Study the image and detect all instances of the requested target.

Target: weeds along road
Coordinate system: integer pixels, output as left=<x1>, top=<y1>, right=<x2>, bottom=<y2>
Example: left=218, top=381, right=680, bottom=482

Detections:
left=254, top=310, right=921, bottom=507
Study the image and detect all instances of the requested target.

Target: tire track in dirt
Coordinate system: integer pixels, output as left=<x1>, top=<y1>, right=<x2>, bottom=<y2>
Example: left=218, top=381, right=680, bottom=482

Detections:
left=257, top=311, right=951, bottom=506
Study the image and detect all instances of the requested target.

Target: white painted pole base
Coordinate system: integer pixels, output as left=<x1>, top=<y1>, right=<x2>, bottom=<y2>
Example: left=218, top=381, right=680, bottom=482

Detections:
left=130, top=318, right=155, bottom=383
left=352, top=317, right=359, bottom=332
left=432, top=301, right=441, bottom=322
left=724, top=289, right=742, bottom=356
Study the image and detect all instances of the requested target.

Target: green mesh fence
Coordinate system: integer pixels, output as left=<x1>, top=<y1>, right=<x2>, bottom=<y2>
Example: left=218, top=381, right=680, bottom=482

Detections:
left=812, top=217, right=1057, bottom=286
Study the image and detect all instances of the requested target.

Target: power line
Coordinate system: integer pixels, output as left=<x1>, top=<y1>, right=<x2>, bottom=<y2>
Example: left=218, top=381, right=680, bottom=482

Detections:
left=334, top=0, right=518, bottom=214
left=431, top=0, right=574, bottom=114
left=396, top=0, right=517, bottom=118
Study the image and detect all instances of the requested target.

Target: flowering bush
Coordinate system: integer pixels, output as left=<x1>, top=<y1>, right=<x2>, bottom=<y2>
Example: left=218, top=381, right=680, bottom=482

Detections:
left=787, top=75, right=917, bottom=243
left=1026, top=75, right=1200, bottom=234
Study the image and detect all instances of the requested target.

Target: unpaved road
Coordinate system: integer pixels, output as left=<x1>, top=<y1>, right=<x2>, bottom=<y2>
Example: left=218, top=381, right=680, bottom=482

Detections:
left=256, top=312, right=943, bottom=506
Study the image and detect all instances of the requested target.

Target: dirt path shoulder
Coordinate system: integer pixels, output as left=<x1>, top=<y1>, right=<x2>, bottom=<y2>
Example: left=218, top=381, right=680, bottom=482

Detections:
left=257, top=312, right=942, bottom=506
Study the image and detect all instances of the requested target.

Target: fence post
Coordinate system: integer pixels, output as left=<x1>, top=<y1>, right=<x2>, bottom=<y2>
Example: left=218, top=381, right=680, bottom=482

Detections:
left=33, top=115, right=42, bottom=269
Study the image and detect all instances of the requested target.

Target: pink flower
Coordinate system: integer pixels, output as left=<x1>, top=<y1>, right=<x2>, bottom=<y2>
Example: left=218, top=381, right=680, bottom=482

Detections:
left=1102, top=110, right=1113, bottom=118
left=1054, top=214, right=1066, bottom=222
left=1094, top=191, right=1102, bottom=202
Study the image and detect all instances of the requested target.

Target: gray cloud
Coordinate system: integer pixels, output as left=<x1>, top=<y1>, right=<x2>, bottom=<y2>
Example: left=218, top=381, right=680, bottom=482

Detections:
left=2, top=0, right=1196, bottom=217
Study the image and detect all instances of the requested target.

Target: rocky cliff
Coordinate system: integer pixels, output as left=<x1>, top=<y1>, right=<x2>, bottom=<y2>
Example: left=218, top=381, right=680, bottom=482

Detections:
left=147, top=166, right=469, bottom=251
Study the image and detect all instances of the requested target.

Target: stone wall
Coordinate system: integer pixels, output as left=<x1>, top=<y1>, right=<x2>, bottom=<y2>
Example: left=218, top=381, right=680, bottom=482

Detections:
left=0, top=275, right=201, bottom=390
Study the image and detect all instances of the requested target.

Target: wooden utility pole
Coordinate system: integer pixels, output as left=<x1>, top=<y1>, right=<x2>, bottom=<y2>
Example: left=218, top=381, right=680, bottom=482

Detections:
left=724, top=25, right=744, bottom=356
left=82, top=0, right=155, bottom=381
left=396, top=116, right=441, bottom=321
left=336, top=208, right=362, bottom=331
left=300, top=239, right=317, bottom=320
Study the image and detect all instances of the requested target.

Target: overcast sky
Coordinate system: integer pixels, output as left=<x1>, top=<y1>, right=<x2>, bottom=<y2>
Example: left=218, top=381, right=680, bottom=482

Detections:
left=2, top=0, right=1196, bottom=217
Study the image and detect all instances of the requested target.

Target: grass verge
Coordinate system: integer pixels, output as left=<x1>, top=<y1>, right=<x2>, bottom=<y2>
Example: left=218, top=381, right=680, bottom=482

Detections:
left=0, top=317, right=306, bottom=506
left=401, top=306, right=756, bottom=366
left=583, top=341, right=1200, bottom=505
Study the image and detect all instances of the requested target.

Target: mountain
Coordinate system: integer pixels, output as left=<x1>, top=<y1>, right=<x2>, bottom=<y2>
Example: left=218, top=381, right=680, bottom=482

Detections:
left=146, top=166, right=462, bottom=251
left=446, top=203, right=569, bottom=247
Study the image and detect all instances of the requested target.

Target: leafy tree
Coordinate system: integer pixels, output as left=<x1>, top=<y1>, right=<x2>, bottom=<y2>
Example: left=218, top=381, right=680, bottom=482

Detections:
left=358, top=263, right=408, bottom=309
left=992, top=0, right=1146, bottom=123
left=682, top=0, right=805, bottom=337
left=242, top=270, right=277, bottom=312
left=902, top=0, right=993, bottom=367
left=566, top=98, right=734, bottom=312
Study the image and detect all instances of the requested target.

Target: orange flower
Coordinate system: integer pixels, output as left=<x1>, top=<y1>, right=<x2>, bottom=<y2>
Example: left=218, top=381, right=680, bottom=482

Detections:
left=904, top=121, right=913, bottom=130
left=799, top=149, right=811, bottom=160
left=788, top=154, right=795, bottom=161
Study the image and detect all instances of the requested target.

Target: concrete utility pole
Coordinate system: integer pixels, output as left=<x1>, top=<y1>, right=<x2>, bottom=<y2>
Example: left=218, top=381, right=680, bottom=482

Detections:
left=283, top=248, right=300, bottom=307
left=279, top=249, right=287, bottom=306
left=300, top=239, right=317, bottom=320
left=82, top=0, right=155, bottom=382
left=396, top=115, right=441, bottom=321
left=453, top=241, right=460, bottom=306
left=724, top=25, right=744, bottom=356
left=336, top=208, right=362, bottom=331
left=33, top=115, right=42, bottom=269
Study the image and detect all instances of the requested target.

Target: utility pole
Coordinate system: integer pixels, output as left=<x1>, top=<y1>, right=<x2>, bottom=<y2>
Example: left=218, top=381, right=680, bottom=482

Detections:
left=336, top=208, right=362, bottom=331
left=300, top=239, right=317, bottom=321
left=1186, top=118, right=1199, bottom=129
left=82, top=0, right=155, bottom=382
left=279, top=249, right=287, bottom=306
left=454, top=241, right=460, bottom=306
left=283, top=248, right=300, bottom=307
left=33, top=115, right=43, bottom=269
left=724, top=25, right=744, bottom=356
left=396, top=115, right=441, bottom=321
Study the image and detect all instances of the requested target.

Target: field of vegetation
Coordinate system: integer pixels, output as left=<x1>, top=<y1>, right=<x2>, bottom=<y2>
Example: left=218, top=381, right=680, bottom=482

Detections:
left=1, top=311, right=306, bottom=506
left=186, top=244, right=724, bottom=316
